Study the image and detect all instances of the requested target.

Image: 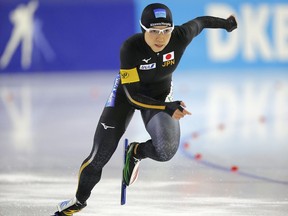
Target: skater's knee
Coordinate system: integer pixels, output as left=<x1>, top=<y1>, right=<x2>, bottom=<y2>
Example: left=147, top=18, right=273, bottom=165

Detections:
left=156, top=142, right=178, bottom=162
left=157, top=153, right=174, bottom=162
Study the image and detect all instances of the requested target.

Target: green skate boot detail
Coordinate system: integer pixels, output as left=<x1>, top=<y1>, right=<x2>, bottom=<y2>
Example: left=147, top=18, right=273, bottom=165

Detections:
left=123, top=142, right=141, bottom=186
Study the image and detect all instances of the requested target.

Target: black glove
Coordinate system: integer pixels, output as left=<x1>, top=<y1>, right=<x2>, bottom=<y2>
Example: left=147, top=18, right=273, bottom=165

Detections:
left=164, top=101, right=184, bottom=116
left=226, top=15, right=237, bottom=32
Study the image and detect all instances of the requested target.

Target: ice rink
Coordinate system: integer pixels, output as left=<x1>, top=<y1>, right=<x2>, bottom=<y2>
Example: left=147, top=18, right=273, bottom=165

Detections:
left=0, top=71, right=288, bottom=216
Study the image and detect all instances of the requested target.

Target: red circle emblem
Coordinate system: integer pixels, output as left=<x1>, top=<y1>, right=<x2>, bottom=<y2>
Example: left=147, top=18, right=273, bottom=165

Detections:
left=165, top=54, right=172, bottom=60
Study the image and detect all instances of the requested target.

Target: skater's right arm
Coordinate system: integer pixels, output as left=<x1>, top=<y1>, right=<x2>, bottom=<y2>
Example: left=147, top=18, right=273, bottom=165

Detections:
left=121, top=74, right=187, bottom=117
left=171, top=101, right=191, bottom=120
left=122, top=82, right=191, bottom=119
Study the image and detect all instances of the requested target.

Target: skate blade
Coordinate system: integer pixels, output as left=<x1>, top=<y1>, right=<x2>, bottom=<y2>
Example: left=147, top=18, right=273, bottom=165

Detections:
left=129, top=162, right=140, bottom=185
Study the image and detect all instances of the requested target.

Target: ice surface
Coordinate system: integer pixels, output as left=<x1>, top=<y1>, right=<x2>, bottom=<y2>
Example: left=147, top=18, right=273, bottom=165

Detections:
left=0, top=71, right=287, bottom=216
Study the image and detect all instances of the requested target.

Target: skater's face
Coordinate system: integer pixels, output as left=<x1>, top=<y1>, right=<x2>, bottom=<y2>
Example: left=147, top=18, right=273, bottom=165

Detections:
left=143, top=25, right=173, bottom=52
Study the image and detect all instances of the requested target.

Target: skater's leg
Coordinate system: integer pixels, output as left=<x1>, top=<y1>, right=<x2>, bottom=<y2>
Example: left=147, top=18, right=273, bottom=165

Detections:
left=75, top=104, right=134, bottom=203
left=122, top=110, right=179, bottom=186
left=137, top=110, right=180, bottom=161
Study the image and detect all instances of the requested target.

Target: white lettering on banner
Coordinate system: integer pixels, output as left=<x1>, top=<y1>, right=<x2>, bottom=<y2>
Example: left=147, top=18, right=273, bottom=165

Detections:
left=206, top=3, right=288, bottom=62
left=242, top=4, right=273, bottom=61
left=206, top=4, right=238, bottom=61
left=275, top=5, right=288, bottom=60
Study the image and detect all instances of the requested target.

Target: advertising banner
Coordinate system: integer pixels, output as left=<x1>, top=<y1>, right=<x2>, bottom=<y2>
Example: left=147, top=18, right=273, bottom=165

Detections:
left=0, top=0, right=134, bottom=72
left=0, top=0, right=287, bottom=72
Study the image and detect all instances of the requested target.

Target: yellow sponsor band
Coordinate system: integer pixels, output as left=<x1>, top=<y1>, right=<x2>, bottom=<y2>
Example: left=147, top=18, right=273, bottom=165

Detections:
left=120, top=68, right=140, bottom=84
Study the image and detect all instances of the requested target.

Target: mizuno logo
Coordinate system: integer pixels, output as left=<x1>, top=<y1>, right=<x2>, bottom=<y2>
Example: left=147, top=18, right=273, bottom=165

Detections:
left=101, top=123, right=115, bottom=130
left=142, top=57, right=151, bottom=63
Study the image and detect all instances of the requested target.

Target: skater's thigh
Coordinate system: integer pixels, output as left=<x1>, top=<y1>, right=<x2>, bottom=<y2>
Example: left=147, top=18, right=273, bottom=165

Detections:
left=91, top=103, right=135, bottom=163
left=141, top=110, right=180, bottom=146
left=99, top=103, right=134, bottom=133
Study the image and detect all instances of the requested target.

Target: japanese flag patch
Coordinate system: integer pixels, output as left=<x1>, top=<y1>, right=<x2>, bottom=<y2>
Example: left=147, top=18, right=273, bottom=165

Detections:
left=163, top=51, right=174, bottom=62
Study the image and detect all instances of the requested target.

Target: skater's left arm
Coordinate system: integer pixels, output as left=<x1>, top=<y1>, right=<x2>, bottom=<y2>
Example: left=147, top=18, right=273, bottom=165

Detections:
left=177, top=15, right=237, bottom=44
left=192, top=15, right=237, bottom=33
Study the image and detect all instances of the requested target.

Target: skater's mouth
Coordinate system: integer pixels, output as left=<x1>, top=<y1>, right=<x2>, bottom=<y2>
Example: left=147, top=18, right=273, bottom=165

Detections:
left=155, top=44, right=164, bottom=48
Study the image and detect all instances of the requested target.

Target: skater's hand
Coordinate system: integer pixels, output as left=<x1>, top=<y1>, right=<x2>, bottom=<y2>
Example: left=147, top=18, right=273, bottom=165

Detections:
left=226, top=15, right=237, bottom=32
left=172, top=101, right=191, bottom=120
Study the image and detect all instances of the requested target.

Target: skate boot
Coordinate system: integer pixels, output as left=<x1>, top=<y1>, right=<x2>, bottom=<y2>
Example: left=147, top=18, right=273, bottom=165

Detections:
left=123, top=142, right=141, bottom=186
left=53, top=197, right=86, bottom=216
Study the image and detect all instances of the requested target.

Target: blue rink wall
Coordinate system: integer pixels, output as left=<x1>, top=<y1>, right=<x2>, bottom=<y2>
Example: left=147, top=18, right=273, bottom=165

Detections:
left=0, top=0, right=135, bottom=72
left=0, top=0, right=287, bottom=72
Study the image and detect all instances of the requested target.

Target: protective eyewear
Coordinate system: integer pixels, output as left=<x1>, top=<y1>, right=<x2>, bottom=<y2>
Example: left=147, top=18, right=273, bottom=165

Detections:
left=140, top=21, right=174, bottom=35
